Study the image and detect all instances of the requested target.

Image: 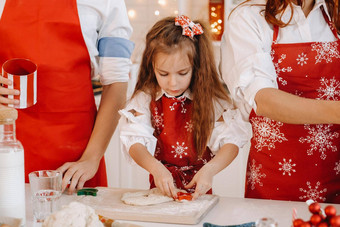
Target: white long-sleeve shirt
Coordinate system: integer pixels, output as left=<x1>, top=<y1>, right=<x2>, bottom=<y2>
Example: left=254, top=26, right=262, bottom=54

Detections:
left=221, top=0, right=337, bottom=120
left=0, top=0, right=134, bottom=85
left=118, top=90, right=252, bottom=163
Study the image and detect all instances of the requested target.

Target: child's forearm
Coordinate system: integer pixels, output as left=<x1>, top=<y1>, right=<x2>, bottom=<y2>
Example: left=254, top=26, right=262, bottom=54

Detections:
left=187, top=143, right=239, bottom=199
left=129, top=143, right=163, bottom=174
left=204, top=143, right=238, bottom=176
left=129, top=143, right=177, bottom=198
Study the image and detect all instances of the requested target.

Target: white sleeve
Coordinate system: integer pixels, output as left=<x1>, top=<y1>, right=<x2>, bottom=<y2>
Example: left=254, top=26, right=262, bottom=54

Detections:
left=78, top=0, right=134, bottom=84
left=208, top=100, right=252, bottom=154
left=118, top=92, right=157, bottom=164
left=97, top=0, right=134, bottom=85
left=220, top=3, right=277, bottom=115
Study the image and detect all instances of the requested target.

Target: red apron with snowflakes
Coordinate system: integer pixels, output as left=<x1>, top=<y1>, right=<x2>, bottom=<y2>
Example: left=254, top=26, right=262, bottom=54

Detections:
left=0, top=0, right=107, bottom=186
left=150, top=95, right=213, bottom=193
left=246, top=7, right=340, bottom=203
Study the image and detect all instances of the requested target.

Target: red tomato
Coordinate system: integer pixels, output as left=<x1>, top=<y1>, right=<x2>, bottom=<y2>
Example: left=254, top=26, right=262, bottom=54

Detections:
left=309, top=202, right=321, bottom=214
left=177, top=192, right=193, bottom=201
left=310, top=214, right=323, bottom=225
left=330, top=215, right=340, bottom=227
left=300, top=222, right=311, bottom=227
left=325, top=205, right=337, bottom=217
left=317, top=222, right=329, bottom=227
left=293, top=218, right=304, bottom=227
left=310, top=214, right=322, bottom=225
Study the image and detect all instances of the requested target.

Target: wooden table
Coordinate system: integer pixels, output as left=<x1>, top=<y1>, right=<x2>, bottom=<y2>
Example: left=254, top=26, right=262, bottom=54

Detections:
left=25, top=184, right=340, bottom=227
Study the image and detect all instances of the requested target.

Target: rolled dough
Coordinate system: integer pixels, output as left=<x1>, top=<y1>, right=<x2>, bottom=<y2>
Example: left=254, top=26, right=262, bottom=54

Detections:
left=121, top=188, right=174, bottom=206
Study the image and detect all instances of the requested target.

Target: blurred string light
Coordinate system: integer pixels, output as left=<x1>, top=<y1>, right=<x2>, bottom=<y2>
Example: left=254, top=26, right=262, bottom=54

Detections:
left=158, top=0, right=167, bottom=6
left=155, top=0, right=169, bottom=16
left=126, top=0, right=182, bottom=20
left=209, top=0, right=224, bottom=41
left=128, top=9, right=136, bottom=19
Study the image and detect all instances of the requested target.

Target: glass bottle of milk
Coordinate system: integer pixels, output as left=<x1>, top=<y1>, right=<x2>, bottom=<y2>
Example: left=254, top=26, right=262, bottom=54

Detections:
left=0, top=107, right=25, bottom=226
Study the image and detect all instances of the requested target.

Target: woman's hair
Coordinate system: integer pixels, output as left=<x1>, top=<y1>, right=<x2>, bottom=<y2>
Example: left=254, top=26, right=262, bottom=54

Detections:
left=239, top=0, right=339, bottom=32
left=132, top=16, right=230, bottom=158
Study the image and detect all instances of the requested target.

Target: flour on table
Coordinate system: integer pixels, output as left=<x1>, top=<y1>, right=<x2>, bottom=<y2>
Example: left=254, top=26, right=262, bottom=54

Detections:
left=42, top=201, right=103, bottom=227
left=121, top=188, right=174, bottom=206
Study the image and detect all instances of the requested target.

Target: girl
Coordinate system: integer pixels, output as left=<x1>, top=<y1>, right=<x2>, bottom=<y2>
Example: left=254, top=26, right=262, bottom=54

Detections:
left=221, top=0, right=340, bottom=203
left=119, top=16, right=251, bottom=199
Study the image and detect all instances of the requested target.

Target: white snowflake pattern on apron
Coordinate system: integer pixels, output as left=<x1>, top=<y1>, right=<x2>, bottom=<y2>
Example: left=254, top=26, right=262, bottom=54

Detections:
left=247, top=159, right=266, bottom=190
left=311, top=41, right=340, bottom=64
left=251, top=116, right=288, bottom=151
left=169, top=166, right=190, bottom=190
left=317, top=77, right=340, bottom=100
left=294, top=89, right=304, bottom=96
left=184, top=120, right=193, bottom=132
left=296, top=52, right=309, bottom=66
left=197, top=155, right=210, bottom=165
left=154, top=147, right=161, bottom=157
left=271, top=50, right=292, bottom=86
left=335, top=161, right=340, bottom=175
left=169, top=96, right=187, bottom=113
left=152, top=107, right=164, bottom=134
left=171, top=141, right=188, bottom=158
left=278, top=158, right=296, bottom=176
left=299, top=181, right=327, bottom=202
left=299, top=124, right=339, bottom=160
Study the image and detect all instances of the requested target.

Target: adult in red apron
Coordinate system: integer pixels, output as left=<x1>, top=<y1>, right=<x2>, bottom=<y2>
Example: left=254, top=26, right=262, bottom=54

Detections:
left=0, top=0, right=107, bottom=186
left=246, top=6, right=340, bottom=203
left=149, top=95, right=213, bottom=193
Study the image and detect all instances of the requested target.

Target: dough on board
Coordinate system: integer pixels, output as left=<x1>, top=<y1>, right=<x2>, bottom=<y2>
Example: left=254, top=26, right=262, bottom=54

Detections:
left=121, top=188, right=174, bottom=206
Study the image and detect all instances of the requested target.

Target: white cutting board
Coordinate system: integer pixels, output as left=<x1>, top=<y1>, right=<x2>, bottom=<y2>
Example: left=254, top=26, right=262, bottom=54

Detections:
left=77, top=187, right=219, bottom=225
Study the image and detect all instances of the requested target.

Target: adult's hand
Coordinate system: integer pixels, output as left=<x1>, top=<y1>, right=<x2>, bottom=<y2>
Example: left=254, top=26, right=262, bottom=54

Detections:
left=57, top=82, right=127, bottom=194
left=0, top=74, right=20, bottom=105
left=57, top=156, right=100, bottom=194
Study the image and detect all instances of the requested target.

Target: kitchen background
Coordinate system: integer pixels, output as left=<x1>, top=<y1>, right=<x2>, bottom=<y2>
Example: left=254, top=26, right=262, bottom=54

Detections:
left=98, top=0, right=249, bottom=198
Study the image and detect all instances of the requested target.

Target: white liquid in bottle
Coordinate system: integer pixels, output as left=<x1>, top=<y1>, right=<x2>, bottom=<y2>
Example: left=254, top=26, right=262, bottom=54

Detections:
left=0, top=151, right=25, bottom=220
left=0, top=108, right=25, bottom=226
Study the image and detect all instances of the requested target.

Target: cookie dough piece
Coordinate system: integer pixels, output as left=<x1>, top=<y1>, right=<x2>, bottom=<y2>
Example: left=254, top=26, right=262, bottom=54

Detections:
left=121, top=188, right=174, bottom=206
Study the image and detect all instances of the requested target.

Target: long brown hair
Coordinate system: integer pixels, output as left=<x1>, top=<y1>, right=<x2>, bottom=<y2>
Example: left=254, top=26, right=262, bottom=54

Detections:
left=238, top=0, right=340, bottom=32
left=132, top=16, right=230, bottom=157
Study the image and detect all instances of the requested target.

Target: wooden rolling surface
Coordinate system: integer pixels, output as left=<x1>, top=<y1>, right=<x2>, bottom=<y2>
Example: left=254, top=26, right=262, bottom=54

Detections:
left=78, top=187, right=219, bottom=225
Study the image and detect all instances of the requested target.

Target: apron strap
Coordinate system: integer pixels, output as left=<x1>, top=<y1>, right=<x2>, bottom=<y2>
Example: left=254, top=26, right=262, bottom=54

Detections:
left=320, top=5, right=339, bottom=40
left=272, top=25, right=279, bottom=44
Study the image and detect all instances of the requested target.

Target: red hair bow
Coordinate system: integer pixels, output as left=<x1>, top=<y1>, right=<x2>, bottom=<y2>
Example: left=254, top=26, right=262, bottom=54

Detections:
left=175, top=15, right=204, bottom=39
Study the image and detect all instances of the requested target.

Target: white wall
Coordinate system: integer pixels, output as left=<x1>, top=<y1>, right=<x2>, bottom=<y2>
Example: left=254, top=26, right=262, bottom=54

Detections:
left=101, top=0, right=250, bottom=198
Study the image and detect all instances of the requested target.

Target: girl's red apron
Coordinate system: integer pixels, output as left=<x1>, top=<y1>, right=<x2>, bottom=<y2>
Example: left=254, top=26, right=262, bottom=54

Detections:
left=150, top=95, right=213, bottom=193
left=246, top=7, right=340, bottom=203
left=0, top=0, right=107, bottom=186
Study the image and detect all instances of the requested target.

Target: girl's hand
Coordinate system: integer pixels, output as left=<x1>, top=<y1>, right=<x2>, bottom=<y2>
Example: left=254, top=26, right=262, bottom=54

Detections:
left=57, top=157, right=100, bottom=194
left=185, top=164, right=214, bottom=200
left=150, top=162, right=178, bottom=199
left=0, top=74, right=20, bottom=105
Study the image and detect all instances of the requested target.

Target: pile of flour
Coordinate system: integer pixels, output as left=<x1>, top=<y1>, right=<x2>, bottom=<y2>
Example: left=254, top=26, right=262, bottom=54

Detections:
left=43, top=201, right=103, bottom=227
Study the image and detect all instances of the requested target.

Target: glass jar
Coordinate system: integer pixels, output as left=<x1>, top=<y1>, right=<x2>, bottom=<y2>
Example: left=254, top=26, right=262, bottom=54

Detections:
left=0, top=108, right=25, bottom=226
left=256, top=217, right=278, bottom=227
